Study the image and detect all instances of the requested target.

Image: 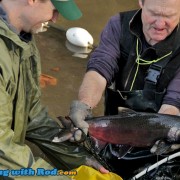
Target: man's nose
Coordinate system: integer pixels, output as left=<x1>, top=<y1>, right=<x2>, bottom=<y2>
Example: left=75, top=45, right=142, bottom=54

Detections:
left=51, top=10, right=59, bottom=23
left=155, top=16, right=166, bottom=28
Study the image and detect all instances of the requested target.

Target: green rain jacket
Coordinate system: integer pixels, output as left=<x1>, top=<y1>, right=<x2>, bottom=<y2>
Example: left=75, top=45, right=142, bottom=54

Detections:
left=0, top=19, right=72, bottom=180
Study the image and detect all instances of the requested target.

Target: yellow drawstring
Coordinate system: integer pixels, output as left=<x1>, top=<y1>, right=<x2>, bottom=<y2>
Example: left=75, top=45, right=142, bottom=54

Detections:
left=130, top=39, right=172, bottom=91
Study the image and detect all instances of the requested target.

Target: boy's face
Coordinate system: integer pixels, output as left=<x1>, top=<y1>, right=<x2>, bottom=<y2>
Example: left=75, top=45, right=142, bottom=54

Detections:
left=23, top=0, right=59, bottom=33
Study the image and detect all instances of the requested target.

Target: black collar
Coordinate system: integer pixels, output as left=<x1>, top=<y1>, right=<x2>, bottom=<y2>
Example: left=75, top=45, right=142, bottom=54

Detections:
left=19, top=31, right=32, bottom=43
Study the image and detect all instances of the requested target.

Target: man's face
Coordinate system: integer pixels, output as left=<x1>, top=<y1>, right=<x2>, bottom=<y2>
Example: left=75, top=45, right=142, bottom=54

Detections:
left=23, top=0, right=59, bottom=33
left=139, top=0, right=180, bottom=45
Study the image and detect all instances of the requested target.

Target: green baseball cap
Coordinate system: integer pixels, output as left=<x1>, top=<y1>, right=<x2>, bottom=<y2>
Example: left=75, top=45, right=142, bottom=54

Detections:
left=51, top=0, right=82, bottom=20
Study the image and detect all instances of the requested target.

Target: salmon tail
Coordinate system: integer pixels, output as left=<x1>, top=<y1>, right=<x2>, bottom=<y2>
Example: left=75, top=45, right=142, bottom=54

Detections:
left=52, top=130, right=73, bottom=143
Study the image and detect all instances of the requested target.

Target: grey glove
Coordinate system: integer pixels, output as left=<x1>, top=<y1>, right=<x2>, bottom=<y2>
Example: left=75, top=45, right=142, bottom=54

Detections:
left=84, top=156, right=109, bottom=174
left=69, top=100, right=92, bottom=142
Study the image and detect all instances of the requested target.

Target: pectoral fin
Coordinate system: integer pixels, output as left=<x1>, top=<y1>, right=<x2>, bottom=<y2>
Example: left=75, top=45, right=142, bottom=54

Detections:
left=52, top=130, right=73, bottom=143
left=150, top=140, right=172, bottom=155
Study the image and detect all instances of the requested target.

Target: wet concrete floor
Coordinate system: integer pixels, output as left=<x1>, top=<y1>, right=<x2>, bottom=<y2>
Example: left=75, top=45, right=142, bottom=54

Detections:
left=35, top=28, right=92, bottom=118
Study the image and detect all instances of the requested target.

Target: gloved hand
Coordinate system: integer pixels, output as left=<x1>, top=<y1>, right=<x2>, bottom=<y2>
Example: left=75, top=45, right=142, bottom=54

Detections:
left=85, top=156, right=109, bottom=174
left=69, top=100, right=92, bottom=142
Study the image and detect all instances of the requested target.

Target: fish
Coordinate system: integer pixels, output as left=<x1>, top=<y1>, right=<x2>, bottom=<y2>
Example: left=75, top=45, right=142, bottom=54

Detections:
left=55, top=109, right=180, bottom=148
left=88, top=112, right=180, bottom=147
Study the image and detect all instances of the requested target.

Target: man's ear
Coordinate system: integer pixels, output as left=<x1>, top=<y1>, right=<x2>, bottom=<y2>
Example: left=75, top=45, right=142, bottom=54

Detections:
left=138, top=0, right=143, bottom=8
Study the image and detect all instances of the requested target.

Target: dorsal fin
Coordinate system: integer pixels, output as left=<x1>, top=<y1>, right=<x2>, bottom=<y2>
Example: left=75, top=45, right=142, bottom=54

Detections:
left=118, top=107, right=136, bottom=114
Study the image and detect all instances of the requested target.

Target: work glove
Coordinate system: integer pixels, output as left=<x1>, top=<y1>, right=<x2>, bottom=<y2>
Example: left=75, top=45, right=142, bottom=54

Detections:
left=69, top=100, right=92, bottom=142
left=85, top=156, right=109, bottom=174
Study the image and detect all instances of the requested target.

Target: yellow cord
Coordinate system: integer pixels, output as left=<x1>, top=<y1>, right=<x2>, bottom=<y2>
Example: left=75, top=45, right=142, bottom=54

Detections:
left=130, top=39, right=172, bottom=91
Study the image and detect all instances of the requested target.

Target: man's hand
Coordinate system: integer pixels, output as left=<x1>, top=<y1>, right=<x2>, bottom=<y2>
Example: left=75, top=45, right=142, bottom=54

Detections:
left=158, top=104, right=180, bottom=115
left=85, top=156, right=109, bottom=174
left=69, top=100, right=92, bottom=142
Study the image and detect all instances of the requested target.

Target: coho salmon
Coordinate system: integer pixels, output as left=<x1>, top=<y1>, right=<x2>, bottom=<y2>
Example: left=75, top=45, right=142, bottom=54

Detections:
left=55, top=110, right=180, bottom=147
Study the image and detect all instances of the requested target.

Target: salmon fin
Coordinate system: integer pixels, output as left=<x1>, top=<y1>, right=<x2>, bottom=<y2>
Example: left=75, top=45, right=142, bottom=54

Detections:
left=150, top=140, right=172, bottom=155
left=89, top=136, right=108, bottom=153
left=52, top=129, right=73, bottom=143
left=118, top=107, right=136, bottom=114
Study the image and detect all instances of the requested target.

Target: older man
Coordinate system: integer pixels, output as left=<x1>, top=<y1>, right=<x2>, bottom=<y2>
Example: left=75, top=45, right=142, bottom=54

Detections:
left=68, top=0, right=180, bottom=178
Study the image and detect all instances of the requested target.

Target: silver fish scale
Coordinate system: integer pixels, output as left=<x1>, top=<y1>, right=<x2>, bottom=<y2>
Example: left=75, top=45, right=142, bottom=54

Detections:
left=87, top=112, right=180, bottom=145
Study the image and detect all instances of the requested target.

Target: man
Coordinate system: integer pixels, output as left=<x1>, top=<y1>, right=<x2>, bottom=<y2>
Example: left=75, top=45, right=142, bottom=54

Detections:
left=68, top=0, right=180, bottom=177
left=0, top=0, right=87, bottom=179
